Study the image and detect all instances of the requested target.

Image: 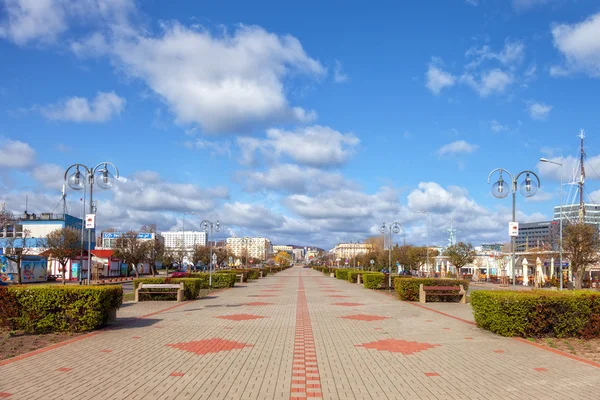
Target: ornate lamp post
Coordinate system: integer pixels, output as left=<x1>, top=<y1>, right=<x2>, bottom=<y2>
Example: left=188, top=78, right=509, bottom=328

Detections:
left=64, top=162, right=119, bottom=284
left=488, top=168, right=540, bottom=287
left=200, top=219, right=220, bottom=288
left=380, top=222, right=402, bottom=290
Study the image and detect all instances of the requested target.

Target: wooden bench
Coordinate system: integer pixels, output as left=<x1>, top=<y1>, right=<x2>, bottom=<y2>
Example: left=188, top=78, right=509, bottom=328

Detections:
left=236, top=273, right=245, bottom=283
left=419, top=284, right=466, bottom=304
left=135, top=283, right=184, bottom=302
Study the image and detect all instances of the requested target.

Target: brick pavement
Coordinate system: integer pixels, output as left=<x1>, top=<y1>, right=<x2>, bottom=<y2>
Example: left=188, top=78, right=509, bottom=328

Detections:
left=1, top=267, right=599, bottom=399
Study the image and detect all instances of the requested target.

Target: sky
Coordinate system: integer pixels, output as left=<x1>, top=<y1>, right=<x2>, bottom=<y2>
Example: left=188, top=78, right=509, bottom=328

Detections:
left=1, top=0, right=600, bottom=250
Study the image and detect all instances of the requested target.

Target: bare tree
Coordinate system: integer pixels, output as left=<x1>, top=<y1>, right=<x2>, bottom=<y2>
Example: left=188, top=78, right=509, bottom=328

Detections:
left=113, top=231, right=148, bottom=278
left=146, top=236, right=165, bottom=277
left=3, top=228, right=39, bottom=284
left=45, top=228, right=82, bottom=284
left=563, top=223, right=600, bottom=289
left=191, top=244, right=210, bottom=270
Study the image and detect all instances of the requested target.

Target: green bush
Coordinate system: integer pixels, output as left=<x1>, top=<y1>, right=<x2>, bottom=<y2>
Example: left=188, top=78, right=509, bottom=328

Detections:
left=0, top=285, right=122, bottom=333
left=212, top=272, right=237, bottom=288
left=471, top=290, right=600, bottom=338
left=133, top=278, right=202, bottom=300
left=335, top=269, right=349, bottom=280
left=347, top=270, right=366, bottom=283
left=394, top=278, right=470, bottom=302
left=363, top=273, right=385, bottom=289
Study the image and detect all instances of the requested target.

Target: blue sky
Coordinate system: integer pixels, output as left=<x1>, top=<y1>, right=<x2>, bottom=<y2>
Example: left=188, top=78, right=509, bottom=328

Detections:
left=1, top=0, right=600, bottom=249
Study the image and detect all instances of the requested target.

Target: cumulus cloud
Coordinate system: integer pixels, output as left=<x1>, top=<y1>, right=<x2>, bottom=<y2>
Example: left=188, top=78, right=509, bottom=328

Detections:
left=41, top=91, right=126, bottom=122
left=104, top=23, right=324, bottom=133
left=238, top=125, right=359, bottom=168
left=184, top=138, right=231, bottom=157
left=528, top=102, right=552, bottom=120
left=465, top=40, right=525, bottom=70
left=31, top=163, right=64, bottom=189
left=490, top=120, right=508, bottom=132
left=333, top=60, right=348, bottom=83
left=0, top=139, right=36, bottom=168
left=438, top=140, right=478, bottom=156
left=425, top=60, right=456, bottom=94
left=460, top=69, right=514, bottom=97
left=238, top=164, right=354, bottom=194
left=537, top=154, right=600, bottom=182
left=552, top=12, right=600, bottom=77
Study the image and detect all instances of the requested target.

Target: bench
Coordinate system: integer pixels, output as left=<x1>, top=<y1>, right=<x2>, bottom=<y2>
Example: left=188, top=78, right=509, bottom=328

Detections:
left=419, top=284, right=466, bottom=304
left=135, top=283, right=184, bottom=302
left=236, top=273, right=245, bottom=283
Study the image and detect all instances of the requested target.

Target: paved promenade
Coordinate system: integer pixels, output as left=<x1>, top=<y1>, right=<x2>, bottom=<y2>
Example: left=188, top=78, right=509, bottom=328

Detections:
left=1, top=267, right=599, bottom=399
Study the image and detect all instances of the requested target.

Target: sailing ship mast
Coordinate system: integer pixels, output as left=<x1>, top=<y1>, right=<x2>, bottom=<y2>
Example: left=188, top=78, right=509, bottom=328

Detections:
left=578, top=129, right=585, bottom=223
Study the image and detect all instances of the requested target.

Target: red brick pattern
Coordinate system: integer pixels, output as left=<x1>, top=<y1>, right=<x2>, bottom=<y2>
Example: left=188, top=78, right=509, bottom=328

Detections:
left=534, top=367, right=548, bottom=372
left=56, top=368, right=72, bottom=372
left=290, top=275, right=322, bottom=400
left=100, top=350, right=113, bottom=353
left=494, top=350, right=505, bottom=353
left=215, top=313, right=266, bottom=321
left=425, top=372, right=440, bottom=377
left=166, top=338, right=253, bottom=355
left=340, top=314, right=389, bottom=322
left=170, top=372, right=185, bottom=377
left=356, top=339, right=440, bottom=355
left=0, top=393, right=12, bottom=398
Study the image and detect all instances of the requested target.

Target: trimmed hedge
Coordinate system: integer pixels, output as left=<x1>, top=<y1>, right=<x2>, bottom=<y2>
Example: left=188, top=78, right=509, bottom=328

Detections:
left=394, top=278, right=470, bottom=302
left=347, top=270, right=362, bottom=283
left=335, top=269, right=349, bottom=280
left=363, top=273, right=385, bottom=289
left=133, top=278, right=202, bottom=300
left=0, top=285, right=122, bottom=333
left=471, top=290, right=600, bottom=338
left=212, top=272, right=237, bottom=288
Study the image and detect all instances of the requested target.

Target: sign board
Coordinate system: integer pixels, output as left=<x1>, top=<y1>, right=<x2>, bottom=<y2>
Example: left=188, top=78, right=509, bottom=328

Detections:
left=102, top=232, right=152, bottom=239
left=508, top=222, right=519, bottom=237
left=85, top=214, right=96, bottom=229
left=212, top=253, right=217, bottom=263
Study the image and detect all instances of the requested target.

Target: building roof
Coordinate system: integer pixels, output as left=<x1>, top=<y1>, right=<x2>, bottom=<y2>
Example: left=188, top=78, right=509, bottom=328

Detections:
left=91, top=249, right=115, bottom=259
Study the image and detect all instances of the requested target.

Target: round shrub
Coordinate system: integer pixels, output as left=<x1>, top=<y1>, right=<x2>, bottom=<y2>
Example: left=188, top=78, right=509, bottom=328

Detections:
left=335, top=269, right=349, bottom=280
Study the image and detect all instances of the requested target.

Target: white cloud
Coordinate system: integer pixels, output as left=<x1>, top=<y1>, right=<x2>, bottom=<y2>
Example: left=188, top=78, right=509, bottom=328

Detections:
left=41, top=91, right=126, bottom=122
left=106, top=23, right=324, bottom=133
left=0, top=0, right=135, bottom=46
left=490, top=120, right=508, bottom=132
left=333, top=60, right=348, bottom=83
left=31, top=163, right=63, bottom=189
left=425, top=61, right=456, bottom=94
left=537, top=154, right=600, bottom=182
left=0, top=139, right=36, bottom=168
left=438, top=140, right=478, bottom=156
left=184, top=138, right=231, bottom=157
left=552, top=12, right=600, bottom=77
left=465, top=0, right=479, bottom=5
left=238, top=125, right=359, bottom=168
left=461, top=69, right=514, bottom=97
left=220, top=202, right=284, bottom=230
left=465, top=40, right=525, bottom=70
left=528, top=102, right=552, bottom=120
left=238, top=164, right=354, bottom=194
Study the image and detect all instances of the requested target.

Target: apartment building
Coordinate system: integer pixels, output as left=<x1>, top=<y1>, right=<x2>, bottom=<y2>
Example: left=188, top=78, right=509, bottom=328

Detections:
left=160, top=231, right=206, bottom=250
left=226, top=237, right=272, bottom=261
left=333, top=242, right=372, bottom=261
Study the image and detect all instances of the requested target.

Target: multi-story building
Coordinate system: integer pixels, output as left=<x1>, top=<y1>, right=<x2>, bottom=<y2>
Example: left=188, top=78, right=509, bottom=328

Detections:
left=273, top=245, right=293, bottom=253
left=160, top=231, right=206, bottom=250
left=226, top=237, right=272, bottom=261
left=332, top=242, right=372, bottom=261
left=99, top=231, right=161, bottom=249
left=554, top=203, right=600, bottom=226
left=515, top=221, right=559, bottom=251
left=293, top=248, right=305, bottom=263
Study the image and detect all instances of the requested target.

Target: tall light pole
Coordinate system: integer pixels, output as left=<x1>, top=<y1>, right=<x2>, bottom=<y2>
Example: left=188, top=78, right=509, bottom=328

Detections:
left=417, top=211, right=431, bottom=277
left=182, top=211, right=195, bottom=270
left=540, top=158, right=564, bottom=290
left=488, top=168, right=541, bottom=287
left=380, top=222, right=401, bottom=290
left=242, top=236, right=250, bottom=267
left=64, top=162, right=119, bottom=284
left=200, top=219, right=220, bottom=288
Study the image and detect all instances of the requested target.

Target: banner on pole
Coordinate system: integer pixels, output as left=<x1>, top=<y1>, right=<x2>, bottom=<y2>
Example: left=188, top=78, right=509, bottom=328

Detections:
left=85, top=214, right=96, bottom=229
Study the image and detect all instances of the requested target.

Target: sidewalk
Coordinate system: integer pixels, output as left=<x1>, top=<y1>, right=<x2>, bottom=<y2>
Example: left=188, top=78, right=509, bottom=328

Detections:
left=0, top=267, right=599, bottom=399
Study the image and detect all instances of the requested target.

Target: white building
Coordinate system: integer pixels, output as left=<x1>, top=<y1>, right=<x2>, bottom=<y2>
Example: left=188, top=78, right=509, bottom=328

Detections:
left=227, top=237, right=272, bottom=261
left=554, top=203, right=600, bottom=226
left=273, top=245, right=293, bottom=253
left=333, top=242, right=372, bottom=261
left=161, top=231, right=206, bottom=250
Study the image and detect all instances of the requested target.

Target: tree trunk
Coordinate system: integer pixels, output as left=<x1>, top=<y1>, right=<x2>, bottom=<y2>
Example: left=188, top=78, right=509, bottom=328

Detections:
left=134, top=263, right=139, bottom=278
left=62, top=264, right=66, bottom=285
left=151, top=263, right=156, bottom=277
left=574, top=269, right=584, bottom=290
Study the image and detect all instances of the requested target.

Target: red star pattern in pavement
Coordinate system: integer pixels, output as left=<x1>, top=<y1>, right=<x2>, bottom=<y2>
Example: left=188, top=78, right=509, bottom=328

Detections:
left=216, top=314, right=267, bottom=321
left=332, top=302, right=364, bottom=307
left=356, top=339, right=440, bottom=355
left=166, top=338, right=253, bottom=355
left=340, top=314, right=390, bottom=321
left=0, top=393, right=12, bottom=398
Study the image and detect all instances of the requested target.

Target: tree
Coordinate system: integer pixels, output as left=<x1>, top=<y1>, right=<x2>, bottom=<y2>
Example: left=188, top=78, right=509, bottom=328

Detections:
left=191, top=244, right=210, bottom=269
left=444, top=242, right=476, bottom=277
left=146, top=236, right=165, bottom=277
left=159, top=249, right=175, bottom=276
left=274, top=251, right=292, bottom=267
left=3, top=229, right=38, bottom=284
left=563, top=223, right=600, bottom=289
left=45, top=228, right=81, bottom=284
left=395, top=245, right=428, bottom=271
left=113, top=231, right=148, bottom=278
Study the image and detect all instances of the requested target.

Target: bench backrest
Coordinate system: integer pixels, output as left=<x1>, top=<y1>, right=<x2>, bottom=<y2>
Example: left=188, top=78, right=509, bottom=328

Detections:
left=422, top=286, right=461, bottom=291
left=139, top=283, right=184, bottom=289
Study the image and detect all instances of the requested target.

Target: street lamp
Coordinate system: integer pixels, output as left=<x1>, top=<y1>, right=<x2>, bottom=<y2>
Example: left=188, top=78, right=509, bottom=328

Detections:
left=380, top=222, right=402, bottom=290
left=540, top=158, right=564, bottom=290
left=64, top=162, right=119, bottom=284
left=417, top=211, right=431, bottom=277
left=241, top=236, right=251, bottom=267
left=200, top=219, right=220, bottom=288
left=488, top=168, right=541, bottom=287
left=182, top=211, right=195, bottom=269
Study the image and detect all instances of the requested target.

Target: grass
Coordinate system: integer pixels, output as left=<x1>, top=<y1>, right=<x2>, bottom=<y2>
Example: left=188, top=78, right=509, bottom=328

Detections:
left=545, top=339, right=557, bottom=348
